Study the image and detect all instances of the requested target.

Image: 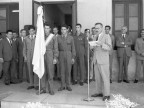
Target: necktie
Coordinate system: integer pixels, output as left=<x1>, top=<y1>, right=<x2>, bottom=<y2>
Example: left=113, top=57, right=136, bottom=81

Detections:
left=10, top=40, right=12, bottom=46
left=122, top=34, right=125, bottom=39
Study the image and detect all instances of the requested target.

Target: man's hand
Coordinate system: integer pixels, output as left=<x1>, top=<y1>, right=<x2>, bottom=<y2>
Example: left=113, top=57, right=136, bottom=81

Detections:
left=121, top=42, right=124, bottom=44
left=71, top=59, right=75, bottom=64
left=141, top=52, right=144, bottom=56
left=53, top=59, right=57, bottom=64
left=0, top=58, right=3, bottom=63
left=24, top=56, right=27, bottom=62
left=96, top=41, right=102, bottom=46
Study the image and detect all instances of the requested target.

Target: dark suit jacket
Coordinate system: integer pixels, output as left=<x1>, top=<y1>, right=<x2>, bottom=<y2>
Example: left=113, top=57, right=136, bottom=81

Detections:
left=116, top=34, right=132, bottom=57
left=16, top=37, right=24, bottom=59
left=73, top=33, right=88, bottom=57
left=0, top=38, right=17, bottom=61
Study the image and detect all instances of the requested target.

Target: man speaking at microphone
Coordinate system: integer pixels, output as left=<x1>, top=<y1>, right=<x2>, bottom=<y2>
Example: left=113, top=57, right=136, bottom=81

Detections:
left=90, top=23, right=112, bottom=101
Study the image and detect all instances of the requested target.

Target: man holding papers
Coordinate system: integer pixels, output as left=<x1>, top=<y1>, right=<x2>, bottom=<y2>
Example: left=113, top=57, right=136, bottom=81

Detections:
left=90, top=23, right=112, bottom=101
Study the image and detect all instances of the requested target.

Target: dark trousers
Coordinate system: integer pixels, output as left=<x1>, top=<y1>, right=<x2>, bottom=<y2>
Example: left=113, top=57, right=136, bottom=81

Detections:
left=73, top=55, right=85, bottom=82
left=3, top=60, right=17, bottom=83
left=118, top=52, right=130, bottom=81
left=135, top=60, right=144, bottom=80
left=59, top=51, right=72, bottom=88
left=109, top=54, right=113, bottom=80
left=41, top=52, right=54, bottom=92
left=18, top=57, right=24, bottom=81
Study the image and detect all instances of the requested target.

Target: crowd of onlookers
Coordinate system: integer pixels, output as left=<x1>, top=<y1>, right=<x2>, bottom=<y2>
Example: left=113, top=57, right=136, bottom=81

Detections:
left=0, top=23, right=144, bottom=97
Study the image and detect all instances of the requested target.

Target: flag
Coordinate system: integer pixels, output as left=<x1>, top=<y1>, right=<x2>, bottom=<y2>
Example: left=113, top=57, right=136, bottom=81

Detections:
left=32, top=6, right=46, bottom=79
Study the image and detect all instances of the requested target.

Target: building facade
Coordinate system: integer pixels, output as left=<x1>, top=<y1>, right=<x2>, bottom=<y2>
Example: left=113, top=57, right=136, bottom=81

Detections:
left=0, top=0, right=144, bottom=80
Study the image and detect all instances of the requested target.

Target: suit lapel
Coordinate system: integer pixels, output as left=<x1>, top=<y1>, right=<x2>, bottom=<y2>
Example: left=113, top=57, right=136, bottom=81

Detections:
left=5, top=38, right=12, bottom=47
left=98, top=33, right=104, bottom=42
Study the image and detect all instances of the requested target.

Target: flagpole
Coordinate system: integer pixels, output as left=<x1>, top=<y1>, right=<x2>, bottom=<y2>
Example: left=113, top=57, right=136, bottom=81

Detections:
left=83, top=37, right=94, bottom=102
left=39, top=78, right=40, bottom=95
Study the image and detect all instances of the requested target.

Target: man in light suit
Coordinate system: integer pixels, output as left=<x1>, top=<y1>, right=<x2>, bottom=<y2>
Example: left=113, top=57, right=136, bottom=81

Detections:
left=23, top=25, right=38, bottom=90
left=91, top=23, right=112, bottom=101
left=134, top=29, right=144, bottom=83
left=0, top=30, right=18, bottom=85
left=105, top=25, right=115, bottom=83
left=116, top=26, right=132, bottom=83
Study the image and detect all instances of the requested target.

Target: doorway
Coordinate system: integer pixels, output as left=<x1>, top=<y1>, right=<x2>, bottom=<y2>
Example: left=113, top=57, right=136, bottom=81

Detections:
left=112, top=0, right=142, bottom=49
left=33, top=0, right=77, bottom=34
left=0, top=3, right=19, bottom=35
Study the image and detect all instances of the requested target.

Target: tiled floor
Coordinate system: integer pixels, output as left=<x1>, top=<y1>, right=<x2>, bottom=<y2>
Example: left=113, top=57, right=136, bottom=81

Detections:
left=0, top=80, right=144, bottom=108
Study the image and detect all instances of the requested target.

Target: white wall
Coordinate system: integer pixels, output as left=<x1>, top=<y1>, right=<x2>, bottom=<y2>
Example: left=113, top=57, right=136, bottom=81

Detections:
left=77, top=0, right=112, bottom=32
left=19, top=0, right=32, bottom=30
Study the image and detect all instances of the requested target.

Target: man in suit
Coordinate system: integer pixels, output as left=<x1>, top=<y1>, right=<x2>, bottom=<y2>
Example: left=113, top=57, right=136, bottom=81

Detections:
left=116, top=26, right=132, bottom=83
left=134, top=29, right=144, bottom=83
left=16, top=29, right=26, bottom=82
left=91, top=23, right=112, bottom=101
left=0, top=30, right=18, bottom=85
left=53, top=26, right=60, bottom=81
left=39, top=24, right=58, bottom=95
left=73, top=23, right=88, bottom=86
left=57, top=24, right=76, bottom=91
left=105, top=25, right=115, bottom=83
left=23, top=25, right=38, bottom=90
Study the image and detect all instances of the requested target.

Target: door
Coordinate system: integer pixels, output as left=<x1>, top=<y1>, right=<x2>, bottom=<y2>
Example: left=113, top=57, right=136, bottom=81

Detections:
left=113, top=0, right=142, bottom=49
left=0, top=3, right=19, bottom=34
left=32, top=0, right=77, bottom=34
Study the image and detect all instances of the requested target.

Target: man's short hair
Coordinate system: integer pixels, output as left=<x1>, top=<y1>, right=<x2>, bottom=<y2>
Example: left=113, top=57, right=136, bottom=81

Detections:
left=141, top=29, right=144, bottom=33
left=95, top=22, right=103, bottom=27
left=61, top=24, right=68, bottom=29
left=76, top=23, right=82, bottom=28
left=53, top=26, right=58, bottom=30
left=20, top=29, right=26, bottom=33
left=44, top=23, right=51, bottom=28
left=6, top=30, right=13, bottom=34
left=28, top=25, right=35, bottom=30
left=105, top=25, right=111, bottom=30
left=91, top=27, right=95, bottom=30
left=85, top=29, right=90, bottom=32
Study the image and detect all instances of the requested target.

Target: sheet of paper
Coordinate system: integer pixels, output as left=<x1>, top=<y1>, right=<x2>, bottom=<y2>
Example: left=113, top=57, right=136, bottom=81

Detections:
left=89, top=41, right=100, bottom=46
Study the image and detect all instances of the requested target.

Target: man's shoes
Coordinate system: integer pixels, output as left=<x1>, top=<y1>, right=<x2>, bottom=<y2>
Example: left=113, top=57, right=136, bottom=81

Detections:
left=118, top=80, right=122, bottom=83
left=58, top=87, right=65, bottom=91
left=134, top=79, right=138, bottom=83
left=36, top=89, right=46, bottom=95
left=5, top=81, right=10, bottom=85
left=89, top=79, right=93, bottom=83
left=72, top=80, right=77, bottom=85
left=110, top=79, right=112, bottom=83
left=57, top=78, right=61, bottom=81
left=49, top=91, right=55, bottom=95
left=66, top=87, right=72, bottom=91
left=103, top=96, right=110, bottom=101
left=91, top=93, right=103, bottom=97
left=84, top=80, right=88, bottom=84
left=79, top=82, right=84, bottom=86
left=123, top=80, right=130, bottom=83
left=34, top=86, right=39, bottom=90
left=27, top=86, right=34, bottom=90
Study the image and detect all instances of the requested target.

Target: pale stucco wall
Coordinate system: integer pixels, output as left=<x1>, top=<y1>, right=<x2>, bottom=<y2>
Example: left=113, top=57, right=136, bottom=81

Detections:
left=77, top=0, right=112, bottom=32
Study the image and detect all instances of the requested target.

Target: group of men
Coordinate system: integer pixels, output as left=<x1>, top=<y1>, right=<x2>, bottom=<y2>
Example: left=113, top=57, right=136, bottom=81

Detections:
left=0, top=22, right=144, bottom=101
